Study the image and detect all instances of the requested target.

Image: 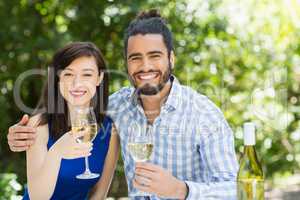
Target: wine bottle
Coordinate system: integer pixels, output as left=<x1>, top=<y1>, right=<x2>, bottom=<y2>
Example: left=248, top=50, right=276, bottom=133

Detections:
left=237, top=122, right=264, bottom=200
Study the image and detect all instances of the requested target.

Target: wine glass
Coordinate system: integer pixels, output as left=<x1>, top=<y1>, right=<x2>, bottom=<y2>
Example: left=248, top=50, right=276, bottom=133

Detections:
left=71, top=107, right=99, bottom=179
left=128, top=123, right=153, bottom=197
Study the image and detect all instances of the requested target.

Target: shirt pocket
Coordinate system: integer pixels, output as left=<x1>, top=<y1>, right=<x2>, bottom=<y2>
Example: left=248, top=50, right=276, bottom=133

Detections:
left=158, top=121, right=196, bottom=153
left=158, top=119, right=193, bottom=137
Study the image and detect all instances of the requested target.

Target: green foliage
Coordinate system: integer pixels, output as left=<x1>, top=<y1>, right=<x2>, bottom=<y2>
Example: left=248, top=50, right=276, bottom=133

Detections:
left=1, top=0, right=300, bottom=197
left=0, top=173, right=22, bottom=199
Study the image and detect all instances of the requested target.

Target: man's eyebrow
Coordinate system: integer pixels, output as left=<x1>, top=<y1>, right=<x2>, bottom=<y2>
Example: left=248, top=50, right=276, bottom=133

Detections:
left=147, top=50, right=164, bottom=55
left=128, top=53, right=143, bottom=60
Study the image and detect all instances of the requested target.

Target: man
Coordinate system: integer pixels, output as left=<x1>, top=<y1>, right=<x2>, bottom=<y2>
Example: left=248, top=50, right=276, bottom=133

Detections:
left=7, top=10, right=238, bottom=199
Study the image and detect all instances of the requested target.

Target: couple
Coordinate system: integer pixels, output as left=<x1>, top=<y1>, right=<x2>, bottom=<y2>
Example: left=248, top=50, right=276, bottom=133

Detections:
left=7, top=10, right=239, bottom=200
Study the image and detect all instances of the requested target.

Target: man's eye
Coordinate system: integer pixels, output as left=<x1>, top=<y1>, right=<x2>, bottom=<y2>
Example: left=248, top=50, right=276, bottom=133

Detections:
left=64, top=73, right=73, bottom=76
left=131, top=57, right=141, bottom=61
left=83, top=74, right=92, bottom=77
left=150, top=54, right=160, bottom=58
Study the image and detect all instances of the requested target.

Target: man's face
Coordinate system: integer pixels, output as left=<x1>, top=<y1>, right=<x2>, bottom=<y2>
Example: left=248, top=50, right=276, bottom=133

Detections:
left=126, top=34, right=172, bottom=95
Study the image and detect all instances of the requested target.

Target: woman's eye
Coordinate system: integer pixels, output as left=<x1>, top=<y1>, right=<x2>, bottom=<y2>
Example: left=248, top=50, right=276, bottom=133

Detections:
left=83, top=74, right=92, bottom=77
left=64, top=73, right=73, bottom=77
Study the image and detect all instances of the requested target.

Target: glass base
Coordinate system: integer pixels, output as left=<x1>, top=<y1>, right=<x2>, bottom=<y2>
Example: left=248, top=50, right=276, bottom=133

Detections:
left=76, top=172, right=99, bottom=179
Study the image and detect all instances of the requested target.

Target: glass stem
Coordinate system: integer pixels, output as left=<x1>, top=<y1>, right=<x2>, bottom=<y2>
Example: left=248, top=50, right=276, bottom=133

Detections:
left=84, top=156, right=91, bottom=173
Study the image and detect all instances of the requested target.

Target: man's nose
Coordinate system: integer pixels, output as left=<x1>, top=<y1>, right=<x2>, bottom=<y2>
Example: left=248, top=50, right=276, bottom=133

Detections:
left=140, top=57, right=154, bottom=71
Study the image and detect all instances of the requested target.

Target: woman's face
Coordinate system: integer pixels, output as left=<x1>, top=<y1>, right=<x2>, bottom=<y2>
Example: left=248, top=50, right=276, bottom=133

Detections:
left=59, top=56, right=103, bottom=107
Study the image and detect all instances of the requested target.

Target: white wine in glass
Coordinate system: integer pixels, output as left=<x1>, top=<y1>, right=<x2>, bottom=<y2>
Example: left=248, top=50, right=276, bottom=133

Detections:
left=128, top=123, right=153, bottom=197
left=72, top=123, right=97, bottom=143
left=71, top=107, right=99, bottom=179
left=128, top=142, right=153, bottom=162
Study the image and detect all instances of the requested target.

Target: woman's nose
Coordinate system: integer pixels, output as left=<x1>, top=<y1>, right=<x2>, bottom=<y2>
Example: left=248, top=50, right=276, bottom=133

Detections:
left=72, top=75, right=82, bottom=86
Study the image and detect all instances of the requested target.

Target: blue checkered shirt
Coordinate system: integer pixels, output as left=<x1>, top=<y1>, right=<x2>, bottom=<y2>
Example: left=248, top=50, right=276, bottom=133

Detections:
left=107, top=76, right=238, bottom=200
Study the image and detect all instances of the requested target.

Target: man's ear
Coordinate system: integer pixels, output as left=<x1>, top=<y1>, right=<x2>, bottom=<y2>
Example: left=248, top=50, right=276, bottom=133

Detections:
left=170, top=51, right=175, bottom=69
left=97, top=72, right=104, bottom=86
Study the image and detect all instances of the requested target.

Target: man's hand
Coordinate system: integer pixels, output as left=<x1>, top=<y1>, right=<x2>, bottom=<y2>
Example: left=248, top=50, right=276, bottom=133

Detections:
left=133, top=162, right=187, bottom=199
left=7, top=114, right=37, bottom=152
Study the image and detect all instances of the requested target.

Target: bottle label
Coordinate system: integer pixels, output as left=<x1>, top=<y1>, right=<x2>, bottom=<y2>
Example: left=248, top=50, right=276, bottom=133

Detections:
left=237, top=179, right=264, bottom=200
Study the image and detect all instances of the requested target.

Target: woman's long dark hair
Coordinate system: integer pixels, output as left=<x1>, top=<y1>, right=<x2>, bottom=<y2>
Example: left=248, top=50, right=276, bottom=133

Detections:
left=36, top=42, right=109, bottom=140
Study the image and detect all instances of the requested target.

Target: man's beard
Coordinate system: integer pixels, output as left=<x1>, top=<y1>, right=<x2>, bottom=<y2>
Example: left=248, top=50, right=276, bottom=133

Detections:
left=130, top=63, right=172, bottom=96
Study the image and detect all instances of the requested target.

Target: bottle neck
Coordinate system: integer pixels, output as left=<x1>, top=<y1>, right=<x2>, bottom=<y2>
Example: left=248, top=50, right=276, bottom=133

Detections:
left=243, top=122, right=256, bottom=145
left=243, top=145, right=259, bottom=163
left=241, top=145, right=264, bottom=178
left=244, top=145, right=256, bottom=154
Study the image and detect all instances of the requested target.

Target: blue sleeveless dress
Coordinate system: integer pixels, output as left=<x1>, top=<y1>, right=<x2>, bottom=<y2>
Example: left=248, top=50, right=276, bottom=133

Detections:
left=23, top=116, right=112, bottom=200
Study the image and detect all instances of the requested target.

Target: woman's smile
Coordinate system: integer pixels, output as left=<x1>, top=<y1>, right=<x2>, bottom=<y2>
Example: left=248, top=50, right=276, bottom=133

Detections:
left=69, top=89, right=88, bottom=98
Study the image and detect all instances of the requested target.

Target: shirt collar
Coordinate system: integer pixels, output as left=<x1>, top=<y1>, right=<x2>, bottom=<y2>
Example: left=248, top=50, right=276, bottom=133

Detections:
left=128, top=75, right=182, bottom=111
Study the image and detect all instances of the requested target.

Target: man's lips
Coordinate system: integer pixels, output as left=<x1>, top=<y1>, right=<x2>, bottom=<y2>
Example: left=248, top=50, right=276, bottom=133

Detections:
left=135, top=72, right=160, bottom=81
left=69, top=90, right=87, bottom=98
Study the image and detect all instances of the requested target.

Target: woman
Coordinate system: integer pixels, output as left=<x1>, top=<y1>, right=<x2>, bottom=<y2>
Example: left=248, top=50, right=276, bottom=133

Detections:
left=23, top=42, right=119, bottom=200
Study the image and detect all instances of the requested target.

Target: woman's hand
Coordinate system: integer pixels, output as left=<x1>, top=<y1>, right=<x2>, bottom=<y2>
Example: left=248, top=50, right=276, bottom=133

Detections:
left=51, top=131, right=93, bottom=159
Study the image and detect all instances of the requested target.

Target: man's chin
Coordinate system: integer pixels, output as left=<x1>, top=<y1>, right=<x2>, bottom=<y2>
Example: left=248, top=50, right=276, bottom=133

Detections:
left=137, top=86, right=162, bottom=96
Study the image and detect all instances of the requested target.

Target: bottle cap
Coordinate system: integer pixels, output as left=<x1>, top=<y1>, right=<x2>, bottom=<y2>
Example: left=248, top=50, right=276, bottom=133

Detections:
left=243, top=122, right=255, bottom=145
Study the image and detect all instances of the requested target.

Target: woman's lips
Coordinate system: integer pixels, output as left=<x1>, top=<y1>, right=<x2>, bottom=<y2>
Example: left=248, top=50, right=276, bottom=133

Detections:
left=69, top=90, right=87, bottom=98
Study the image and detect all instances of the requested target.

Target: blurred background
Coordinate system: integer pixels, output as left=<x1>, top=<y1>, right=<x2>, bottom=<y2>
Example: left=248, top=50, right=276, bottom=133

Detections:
left=1, top=0, right=300, bottom=199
